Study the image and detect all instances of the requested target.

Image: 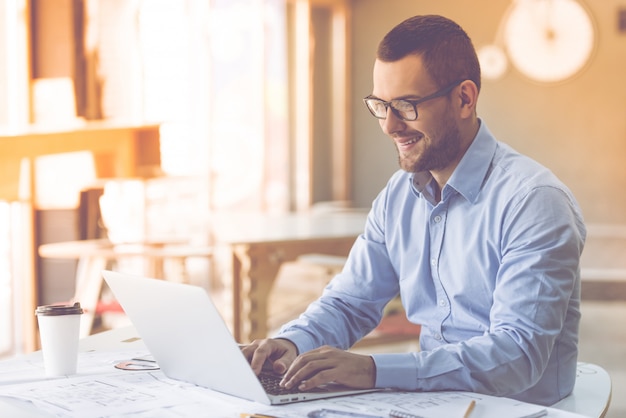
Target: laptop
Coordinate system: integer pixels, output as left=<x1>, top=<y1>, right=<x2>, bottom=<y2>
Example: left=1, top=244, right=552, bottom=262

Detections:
left=102, top=270, right=380, bottom=405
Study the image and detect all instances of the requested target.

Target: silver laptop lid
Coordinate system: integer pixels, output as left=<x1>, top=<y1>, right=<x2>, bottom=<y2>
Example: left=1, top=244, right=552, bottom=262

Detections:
left=102, top=270, right=271, bottom=404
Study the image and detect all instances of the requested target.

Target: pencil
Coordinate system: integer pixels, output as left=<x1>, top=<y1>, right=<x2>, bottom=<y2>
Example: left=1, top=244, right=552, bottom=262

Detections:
left=463, top=400, right=476, bottom=418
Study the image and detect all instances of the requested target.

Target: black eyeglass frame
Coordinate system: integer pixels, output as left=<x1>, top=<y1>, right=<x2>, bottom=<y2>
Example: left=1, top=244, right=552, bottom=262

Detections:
left=363, top=79, right=464, bottom=121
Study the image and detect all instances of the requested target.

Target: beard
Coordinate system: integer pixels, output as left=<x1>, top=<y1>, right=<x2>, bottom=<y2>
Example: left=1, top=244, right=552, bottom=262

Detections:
left=396, top=115, right=462, bottom=173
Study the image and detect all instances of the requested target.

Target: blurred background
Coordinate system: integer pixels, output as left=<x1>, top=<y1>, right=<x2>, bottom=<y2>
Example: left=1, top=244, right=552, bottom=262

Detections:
left=0, top=0, right=624, bottom=415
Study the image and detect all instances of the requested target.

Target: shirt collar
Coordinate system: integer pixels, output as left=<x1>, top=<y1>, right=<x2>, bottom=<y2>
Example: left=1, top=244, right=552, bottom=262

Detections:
left=410, top=120, right=497, bottom=204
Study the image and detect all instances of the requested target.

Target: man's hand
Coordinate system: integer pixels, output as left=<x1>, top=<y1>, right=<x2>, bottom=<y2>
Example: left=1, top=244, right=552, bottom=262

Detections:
left=241, top=338, right=298, bottom=376
left=280, top=345, right=376, bottom=391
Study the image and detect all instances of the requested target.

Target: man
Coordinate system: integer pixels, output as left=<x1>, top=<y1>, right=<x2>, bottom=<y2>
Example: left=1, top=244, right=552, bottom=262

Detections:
left=242, top=14, right=586, bottom=406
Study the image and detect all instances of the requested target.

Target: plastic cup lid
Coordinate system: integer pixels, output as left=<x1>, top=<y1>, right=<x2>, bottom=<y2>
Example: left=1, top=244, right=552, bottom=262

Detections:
left=35, top=302, right=84, bottom=316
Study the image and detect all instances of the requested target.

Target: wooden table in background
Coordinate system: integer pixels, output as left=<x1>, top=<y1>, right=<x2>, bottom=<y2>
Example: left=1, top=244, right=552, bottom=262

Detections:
left=211, top=211, right=368, bottom=342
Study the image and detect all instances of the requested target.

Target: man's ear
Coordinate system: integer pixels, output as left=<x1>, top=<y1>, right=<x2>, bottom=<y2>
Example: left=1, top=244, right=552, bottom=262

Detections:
left=458, top=80, right=478, bottom=118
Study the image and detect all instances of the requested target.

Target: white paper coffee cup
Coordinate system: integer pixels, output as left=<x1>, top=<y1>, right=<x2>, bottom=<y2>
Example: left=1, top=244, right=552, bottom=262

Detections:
left=35, top=302, right=84, bottom=376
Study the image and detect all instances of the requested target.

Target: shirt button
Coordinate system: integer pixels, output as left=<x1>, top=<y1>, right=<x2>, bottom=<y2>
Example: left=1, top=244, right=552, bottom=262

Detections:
left=433, top=215, right=442, bottom=223
left=430, top=258, right=436, bottom=266
left=439, top=299, right=447, bottom=307
left=434, top=333, right=442, bottom=341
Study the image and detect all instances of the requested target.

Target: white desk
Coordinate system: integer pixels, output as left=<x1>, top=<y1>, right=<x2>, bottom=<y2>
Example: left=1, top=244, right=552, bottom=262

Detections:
left=551, top=363, right=612, bottom=418
left=0, top=326, right=607, bottom=417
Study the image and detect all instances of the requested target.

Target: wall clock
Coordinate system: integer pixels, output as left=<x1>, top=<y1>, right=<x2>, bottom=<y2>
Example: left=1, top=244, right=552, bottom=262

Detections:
left=503, top=0, right=596, bottom=83
left=477, top=44, right=508, bottom=80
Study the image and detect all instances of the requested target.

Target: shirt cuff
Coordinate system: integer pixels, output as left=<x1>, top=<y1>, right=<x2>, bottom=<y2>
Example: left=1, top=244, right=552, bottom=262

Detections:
left=372, top=353, right=419, bottom=390
left=274, top=330, right=318, bottom=355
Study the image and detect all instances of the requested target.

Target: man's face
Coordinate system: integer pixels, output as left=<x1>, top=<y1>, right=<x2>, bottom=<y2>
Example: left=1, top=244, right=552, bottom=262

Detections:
left=371, top=55, right=462, bottom=173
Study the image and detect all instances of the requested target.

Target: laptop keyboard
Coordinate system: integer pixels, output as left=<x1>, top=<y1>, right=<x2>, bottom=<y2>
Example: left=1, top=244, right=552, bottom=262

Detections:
left=259, top=372, right=302, bottom=395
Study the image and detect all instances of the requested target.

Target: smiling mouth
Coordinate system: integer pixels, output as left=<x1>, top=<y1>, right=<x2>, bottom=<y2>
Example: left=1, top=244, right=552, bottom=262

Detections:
left=396, top=136, right=420, bottom=148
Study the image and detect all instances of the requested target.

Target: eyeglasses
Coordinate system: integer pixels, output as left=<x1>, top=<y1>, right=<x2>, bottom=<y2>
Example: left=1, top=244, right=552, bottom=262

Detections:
left=363, top=80, right=464, bottom=121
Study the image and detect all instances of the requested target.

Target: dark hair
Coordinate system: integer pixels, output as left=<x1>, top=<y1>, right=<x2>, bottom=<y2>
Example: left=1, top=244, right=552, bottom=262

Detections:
left=377, top=15, right=481, bottom=92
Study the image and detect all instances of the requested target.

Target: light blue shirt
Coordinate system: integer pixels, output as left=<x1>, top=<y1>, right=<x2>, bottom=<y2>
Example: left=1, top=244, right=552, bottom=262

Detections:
left=277, top=121, right=586, bottom=406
